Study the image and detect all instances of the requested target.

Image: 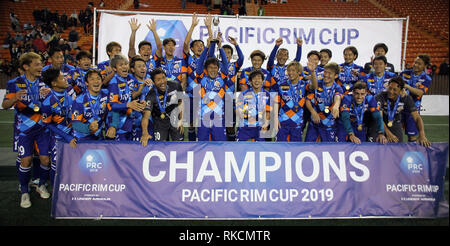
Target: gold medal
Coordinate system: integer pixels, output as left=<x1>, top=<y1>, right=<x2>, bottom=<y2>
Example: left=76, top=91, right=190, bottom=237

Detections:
left=33, top=105, right=40, bottom=112
left=324, top=106, right=330, bottom=114
left=345, top=85, right=350, bottom=90
left=160, top=113, right=165, bottom=119
left=387, top=121, right=393, bottom=127
left=357, top=124, right=363, bottom=131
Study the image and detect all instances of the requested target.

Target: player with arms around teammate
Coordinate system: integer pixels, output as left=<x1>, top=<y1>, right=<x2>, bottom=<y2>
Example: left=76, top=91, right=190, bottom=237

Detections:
left=338, top=82, right=387, bottom=144
left=375, top=76, right=430, bottom=147
left=41, top=67, right=76, bottom=186
left=2, top=52, right=52, bottom=208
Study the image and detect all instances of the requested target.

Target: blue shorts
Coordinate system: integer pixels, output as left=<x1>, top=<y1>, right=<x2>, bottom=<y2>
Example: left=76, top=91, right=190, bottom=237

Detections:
left=276, top=126, right=303, bottom=142
left=402, top=111, right=419, bottom=137
left=305, top=123, right=338, bottom=142
left=198, top=126, right=227, bottom=141
left=237, top=126, right=265, bottom=142
left=17, top=129, right=51, bottom=158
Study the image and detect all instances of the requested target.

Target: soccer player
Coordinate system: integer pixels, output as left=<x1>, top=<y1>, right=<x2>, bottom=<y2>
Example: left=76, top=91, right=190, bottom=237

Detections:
left=276, top=60, right=317, bottom=142
left=364, top=43, right=395, bottom=74
left=42, top=46, right=75, bottom=78
left=362, top=55, right=396, bottom=96
left=129, top=55, right=154, bottom=141
left=338, top=81, right=387, bottom=144
left=72, top=69, right=110, bottom=140
left=375, top=76, right=430, bottom=147
left=305, top=62, right=343, bottom=142
left=266, top=37, right=302, bottom=83
left=400, top=54, right=432, bottom=142
left=236, top=70, right=272, bottom=141
left=303, top=50, right=324, bottom=82
left=97, top=41, right=122, bottom=86
left=68, top=50, right=93, bottom=95
left=319, top=48, right=332, bottom=69
left=148, top=19, right=188, bottom=91
left=127, top=17, right=156, bottom=77
left=41, top=67, right=76, bottom=185
left=194, top=36, right=233, bottom=141
left=338, top=46, right=366, bottom=95
left=239, top=50, right=276, bottom=92
left=2, top=52, right=51, bottom=208
left=183, top=13, right=208, bottom=141
left=106, top=54, right=146, bottom=141
left=141, top=68, right=184, bottom=144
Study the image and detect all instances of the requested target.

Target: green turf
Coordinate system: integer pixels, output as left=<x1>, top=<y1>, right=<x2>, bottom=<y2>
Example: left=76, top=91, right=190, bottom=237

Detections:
left=0, top=109, right=448, bottom=226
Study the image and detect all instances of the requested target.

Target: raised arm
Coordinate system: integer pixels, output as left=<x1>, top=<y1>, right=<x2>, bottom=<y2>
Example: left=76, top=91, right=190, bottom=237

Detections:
left=128, top=18, right=141, bottom=58
left=294, top=37, right=303, bottom=62
left=147, top=19, right=162, bottom=58
left=184, top=13, right=200, bottom=56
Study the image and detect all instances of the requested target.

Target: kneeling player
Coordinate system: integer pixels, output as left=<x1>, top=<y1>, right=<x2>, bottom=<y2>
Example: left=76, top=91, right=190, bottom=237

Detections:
left=338, top=82, right=387, bottom=144
left=141, top=68, right=184, bottom=145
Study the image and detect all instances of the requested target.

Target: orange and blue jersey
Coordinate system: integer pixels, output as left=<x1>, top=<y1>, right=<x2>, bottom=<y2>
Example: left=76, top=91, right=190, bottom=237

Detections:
left=303, top=66, right=324, bottom=83
left=184, top=51, right=201, bottom=98
left=3, top=75, right=49, bottom=135
left=97, top=60, right=112, bottom=77
left=267, top=44, right=302, bottom=83
left=145, top=57, right=156, bottom=77
left=128, top=74, right=152, bottom=132
left=224, top=45, right=244, bottom=88
left=106, top=73, right=135, bottom=135
left=277, top=78, right=310, bottom=128
left=72, top=89, right=109, bottom=140
left=337, top=63, right=366, bottom=94
left=340, top=94, right=379, bottom=125
left=68, top=67, right=89, bottom=95
left=307, top=81, right=343, bottom=128
left=155, top=54, right=187, bottom=84
left=362, top=71, right=396, bottom=96
left=194, top=46, right=232, bottom=124
left=239, top=67, right=276, bottom=92
left=41, top=86, right=76, bottom=142
left=237, top=88, right=272, bottom=128
left=400, top=69, right=432, bottom=110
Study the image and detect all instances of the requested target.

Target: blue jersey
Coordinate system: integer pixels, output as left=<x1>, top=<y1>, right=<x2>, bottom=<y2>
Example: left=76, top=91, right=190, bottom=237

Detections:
left=303, top=66, right=324, bottom=83
left=400, top=69, right=432, bottom=110
left=277, top=78, right=310, bottom=128
left=97, top=60, right=111, bottom=77
left=362, top=71, right=396, bottom=96
left=239, top=67, right=276, bottom=92
left=267, top=44, right=302, bottom=83
left=129, top=74, right=152, bottom=129
left=42, top=63, right=75, bottom=78
left=72, top=90, right=109, bottom=140
left=184, top=52, right=201, bottom=98
left=41, top=86, right=76, bottom=141
left=68, top=67, right=89, bottom=95
left=340, top=94, right=379, bottom=126
left=3, top=75, right=49, bottom=135
left=155, top=54, right=187, bottom=84
left=236, top=88, right=272, bottom=127
left=338, top=63, right=366, bottom=94
left=307, top=81, right=343, bottom=128
left=145, top=57, right=156, bottom=77
left=106, top=74, right=135, bottom=134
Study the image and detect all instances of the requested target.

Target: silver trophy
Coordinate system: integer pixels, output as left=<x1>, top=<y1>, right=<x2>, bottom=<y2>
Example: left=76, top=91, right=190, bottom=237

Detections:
left=212, top=15, right=220, bottom=43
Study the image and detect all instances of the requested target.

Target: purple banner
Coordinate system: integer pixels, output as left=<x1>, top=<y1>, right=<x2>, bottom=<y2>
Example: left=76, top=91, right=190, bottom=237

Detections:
left=51, top=141, right=449, bottom=219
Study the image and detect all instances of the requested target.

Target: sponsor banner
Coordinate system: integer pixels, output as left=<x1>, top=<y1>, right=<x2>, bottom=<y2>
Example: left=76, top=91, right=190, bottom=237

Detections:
left=51, top=141, right=449, bottom=219
left=97, top=13, right=403, bottom=71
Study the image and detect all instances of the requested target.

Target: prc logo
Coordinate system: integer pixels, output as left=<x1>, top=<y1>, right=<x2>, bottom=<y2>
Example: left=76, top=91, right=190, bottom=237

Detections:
left=400, top=152, right=428, bottom=175
left=78, top=149, right=109, bottom=174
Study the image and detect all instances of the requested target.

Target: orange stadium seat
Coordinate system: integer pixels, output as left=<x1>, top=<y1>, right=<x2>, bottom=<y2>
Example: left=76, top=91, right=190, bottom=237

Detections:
left=0, top=0, right=448, bottom=68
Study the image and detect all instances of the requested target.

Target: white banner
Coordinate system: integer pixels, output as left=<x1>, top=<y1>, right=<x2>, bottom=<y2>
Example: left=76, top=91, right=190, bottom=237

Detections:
left=97, top=12, right=403, bottom=72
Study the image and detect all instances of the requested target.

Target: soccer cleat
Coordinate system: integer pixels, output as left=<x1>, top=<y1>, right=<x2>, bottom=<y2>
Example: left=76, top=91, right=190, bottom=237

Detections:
left=20, top=193, right=31, bottom=208
left=36, top=185, right=50, bottom=199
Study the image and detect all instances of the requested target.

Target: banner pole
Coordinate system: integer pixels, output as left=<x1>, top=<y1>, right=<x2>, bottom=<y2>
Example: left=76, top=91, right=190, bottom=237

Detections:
left=93, top=7, right=97, bottom=66
left=402, top=16, right=410, bottom=71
